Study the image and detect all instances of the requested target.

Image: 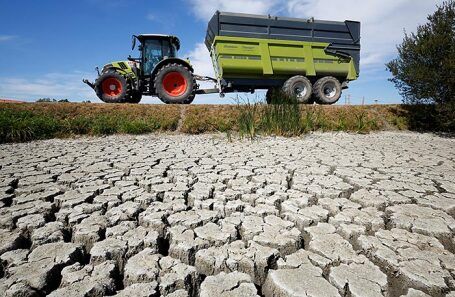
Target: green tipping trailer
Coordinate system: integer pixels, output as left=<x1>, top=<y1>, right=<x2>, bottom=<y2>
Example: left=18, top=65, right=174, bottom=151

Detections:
left=205, top=12, right=361, bottom=104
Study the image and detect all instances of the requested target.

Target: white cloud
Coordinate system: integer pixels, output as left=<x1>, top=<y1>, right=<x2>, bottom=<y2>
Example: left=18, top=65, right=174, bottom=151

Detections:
left=188, top=0, right=282, bottom=21
left=185, top=42, right=214, bottom=77
left=183, top=42, right=226, bottom=102
left=146, top=13, right=156, bottom=21
left=0, top=72, right=100, bottom=102
left=187, top=0, right=443, bottom=72
left=0, top=35, right=16, bottom=42
left=285, top=0, right=443, bottom=70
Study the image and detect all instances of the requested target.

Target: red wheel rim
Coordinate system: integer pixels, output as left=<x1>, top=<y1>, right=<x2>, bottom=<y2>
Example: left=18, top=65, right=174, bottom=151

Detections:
left=101, top=78, right=123, bottom=97
left=162, top=72, right=187, bottom=97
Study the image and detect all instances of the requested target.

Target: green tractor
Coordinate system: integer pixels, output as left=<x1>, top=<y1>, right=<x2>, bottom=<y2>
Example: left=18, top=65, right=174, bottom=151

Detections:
left=84, top=34, right=198, bottom=104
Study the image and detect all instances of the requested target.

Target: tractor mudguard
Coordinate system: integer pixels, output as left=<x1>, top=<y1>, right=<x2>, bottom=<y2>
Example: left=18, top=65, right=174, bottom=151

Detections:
left=101, top=61, right=138, bottom=79
left=151, top=58, right=194, bottom=79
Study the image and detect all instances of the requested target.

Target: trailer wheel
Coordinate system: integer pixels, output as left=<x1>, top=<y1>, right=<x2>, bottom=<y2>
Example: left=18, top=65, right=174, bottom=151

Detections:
left=95, top=72, right=129, bottom=103
left=313, top=76, right=342, bottom=105
left=154, top=63, right=196, bottom=104
left=283, top=76, right=312, bottom=104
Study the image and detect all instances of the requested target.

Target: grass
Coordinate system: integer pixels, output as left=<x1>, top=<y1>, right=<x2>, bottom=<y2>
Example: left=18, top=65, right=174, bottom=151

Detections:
left=179, top=105, right=238, bottom=134
left=259, top=95, right=302, bottom=136
left=0, top=103, right=180, bottom=143
left=234, top=92, right=384, bottom=138
left=0, top=100, right=452, bottom=143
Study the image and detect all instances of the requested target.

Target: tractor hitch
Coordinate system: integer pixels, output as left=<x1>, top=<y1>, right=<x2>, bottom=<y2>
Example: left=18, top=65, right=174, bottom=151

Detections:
left=82, top=79, right=95, bottom=90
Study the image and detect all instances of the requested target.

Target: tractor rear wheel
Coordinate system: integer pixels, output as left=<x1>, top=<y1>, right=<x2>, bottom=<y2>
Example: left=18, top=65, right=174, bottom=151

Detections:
left=313, top=76, right=342, bottom=105
left=154, top=63, right=196, bottom=104
left=95, top=72, right=129, bottom=103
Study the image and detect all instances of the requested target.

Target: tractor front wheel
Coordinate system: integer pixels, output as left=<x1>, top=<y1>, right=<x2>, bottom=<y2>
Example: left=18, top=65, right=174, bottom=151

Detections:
left=95, top=72, right=129, bottom=103
left=154, top=63, right=196, bottom=104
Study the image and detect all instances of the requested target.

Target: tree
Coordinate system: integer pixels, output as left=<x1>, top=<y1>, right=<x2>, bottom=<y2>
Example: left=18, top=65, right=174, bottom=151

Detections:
left=36, top=98, right=70, bottom=102
left=386, top=1, right=455, bottom=105
left=36, top=98, right=55, bottom=102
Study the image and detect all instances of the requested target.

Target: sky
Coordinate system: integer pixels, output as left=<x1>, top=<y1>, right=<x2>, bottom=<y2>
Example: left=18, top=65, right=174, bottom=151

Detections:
left=0, top=0, right=444, bottom=105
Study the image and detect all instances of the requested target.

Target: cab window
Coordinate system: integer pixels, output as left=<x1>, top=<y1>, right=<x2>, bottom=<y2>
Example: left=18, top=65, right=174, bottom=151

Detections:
left=162, top=40, right=176, bottom=58
left=143, top=40, right=163, bottom=74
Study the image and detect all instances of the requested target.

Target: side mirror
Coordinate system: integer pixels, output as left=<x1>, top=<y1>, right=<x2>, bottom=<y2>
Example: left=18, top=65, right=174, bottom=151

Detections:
left=131, top=35, right=137, bottom=51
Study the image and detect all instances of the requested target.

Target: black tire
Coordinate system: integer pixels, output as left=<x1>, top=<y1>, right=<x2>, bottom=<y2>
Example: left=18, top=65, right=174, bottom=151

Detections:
left=95, top=72, right=129, bottom=103
left=282, top=76, right=313, bottom=104
left=313, top=76, right=342, bottom=105
left=307, top=95, right=316, bottom=105
left=127, top=91, right=142, bottom=104
left=154, top=63, right=196, bottom=104
left=265, top=88, right=281, bottom=104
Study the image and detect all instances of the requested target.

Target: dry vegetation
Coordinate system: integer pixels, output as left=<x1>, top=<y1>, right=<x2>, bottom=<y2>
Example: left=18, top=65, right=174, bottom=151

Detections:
left=0, top=103, right=180, bottom=143
left=0, top=101, right=447, bottom=143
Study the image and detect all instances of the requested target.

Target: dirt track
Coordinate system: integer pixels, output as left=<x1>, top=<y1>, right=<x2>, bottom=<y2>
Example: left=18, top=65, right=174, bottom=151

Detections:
left=0, top=132, right=454, bottom=296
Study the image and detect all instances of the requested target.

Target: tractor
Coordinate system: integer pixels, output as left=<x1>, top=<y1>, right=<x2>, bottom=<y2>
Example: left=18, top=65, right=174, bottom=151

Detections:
left=84, top=34, right=199, bottom=104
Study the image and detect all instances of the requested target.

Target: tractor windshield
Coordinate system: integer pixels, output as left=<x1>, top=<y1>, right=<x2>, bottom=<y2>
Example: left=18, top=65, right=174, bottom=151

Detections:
left=143, top=40, right=162, bottom=74
left=142, top=39, right=177, bottom=75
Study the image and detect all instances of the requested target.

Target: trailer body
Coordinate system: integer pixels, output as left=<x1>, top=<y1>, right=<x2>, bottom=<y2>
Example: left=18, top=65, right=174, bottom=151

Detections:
left=205, top=12, right=361, bottom=91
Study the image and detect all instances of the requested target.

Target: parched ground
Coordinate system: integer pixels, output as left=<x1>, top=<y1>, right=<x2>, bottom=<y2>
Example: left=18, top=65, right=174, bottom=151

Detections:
left=0, top=132, right=454, bottom=297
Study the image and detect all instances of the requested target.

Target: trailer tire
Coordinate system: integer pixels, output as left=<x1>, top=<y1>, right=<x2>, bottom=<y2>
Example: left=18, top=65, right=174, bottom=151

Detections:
left=313, top=76, right=342, bottom=105
left=154, top=63, right=196, bottom=104
left=95, top=72, right=129, bottom=103
left=283, top=76, right=313, bottom=104
left=308, top=95, right=316, bottom=105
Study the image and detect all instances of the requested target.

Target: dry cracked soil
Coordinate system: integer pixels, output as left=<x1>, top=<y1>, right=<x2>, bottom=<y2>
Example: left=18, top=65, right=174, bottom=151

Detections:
left=0, top=132, right=454, bottom=297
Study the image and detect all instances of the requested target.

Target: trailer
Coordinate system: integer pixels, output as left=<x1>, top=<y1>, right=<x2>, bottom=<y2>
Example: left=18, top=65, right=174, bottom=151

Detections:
left=84, top=11, right=361, bottom=105
left=206, top=12, right=361, bottom=104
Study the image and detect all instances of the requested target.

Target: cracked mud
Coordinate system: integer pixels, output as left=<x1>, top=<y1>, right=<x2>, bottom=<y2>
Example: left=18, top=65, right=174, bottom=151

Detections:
left=0, top=132, right=454, bottom=297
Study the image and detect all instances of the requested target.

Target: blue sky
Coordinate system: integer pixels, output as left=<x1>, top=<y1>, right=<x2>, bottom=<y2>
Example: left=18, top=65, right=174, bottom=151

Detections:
left=0, top=0, right=443, bottom=104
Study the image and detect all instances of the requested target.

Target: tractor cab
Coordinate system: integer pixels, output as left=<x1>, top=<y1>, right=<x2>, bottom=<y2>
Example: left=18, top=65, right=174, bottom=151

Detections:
left=132, top=34, right=181, bottom=75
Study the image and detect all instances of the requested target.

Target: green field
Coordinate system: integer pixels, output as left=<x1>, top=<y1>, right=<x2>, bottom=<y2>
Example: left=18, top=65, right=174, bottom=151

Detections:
left=0, top=102, right=451, bottom=143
